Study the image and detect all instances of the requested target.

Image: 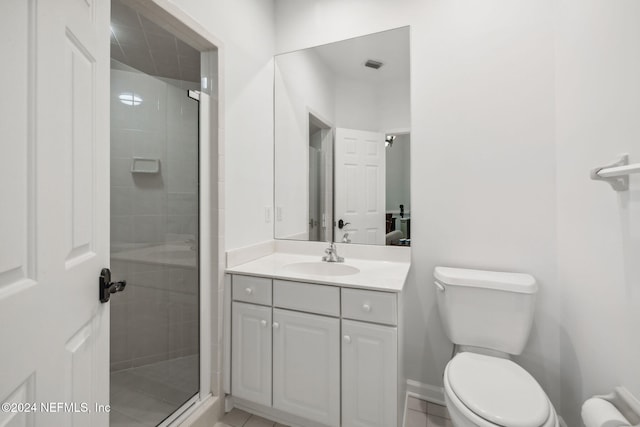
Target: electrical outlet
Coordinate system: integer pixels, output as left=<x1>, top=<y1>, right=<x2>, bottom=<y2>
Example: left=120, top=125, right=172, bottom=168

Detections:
left=276, top=207, right=283, bottom=222
left=264, top=207, right=272, bottom=223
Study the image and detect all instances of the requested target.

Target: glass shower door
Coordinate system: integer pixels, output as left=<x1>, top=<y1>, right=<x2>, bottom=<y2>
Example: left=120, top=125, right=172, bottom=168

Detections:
left=109, top=62, right=200, bottom=426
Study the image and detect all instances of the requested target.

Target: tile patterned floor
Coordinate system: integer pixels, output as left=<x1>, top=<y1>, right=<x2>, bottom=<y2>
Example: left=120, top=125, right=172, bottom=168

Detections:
left=215, top=408, right=287, bottom=427
left=216, top=396, right=452, bottom=427
left=110, top=355, right=199, bottom=427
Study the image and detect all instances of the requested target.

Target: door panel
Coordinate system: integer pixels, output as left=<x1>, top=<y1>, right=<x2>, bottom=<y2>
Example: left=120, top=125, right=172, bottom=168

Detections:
left=0, top=0, right=35, bottom=296
left=273, top=309, right=340, bottom=427
left=342, top=320, right=397, bottom=427
left=335, top=128, right=385, bottom=245
left=232, top=302, right=272, bottom=406
left=0, top=0, right=110, bottom=425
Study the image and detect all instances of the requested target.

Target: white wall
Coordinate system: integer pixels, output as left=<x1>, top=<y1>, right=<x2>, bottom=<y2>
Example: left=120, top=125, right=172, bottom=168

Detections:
left=555, top=1, right=640, bottom=425
left=334, top=77, right=409, bottom=133
left=274, top=49, right=335, bottom=239
left=386, top=134, right=410, bottom=214
left=333, top=77, right=378, bottom=131
left=163, top=1, right=640, bottom=424
left=379, top=78, right=411, bottom=133
left=275, top=0, right=562, bottom=416
left=168, top=0, right=275, bottom=250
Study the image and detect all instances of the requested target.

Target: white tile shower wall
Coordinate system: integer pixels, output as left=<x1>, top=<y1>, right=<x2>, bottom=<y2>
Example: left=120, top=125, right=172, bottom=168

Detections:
left=111, top=68, right=200, bottom=249
left=110, top=68, right=200, bottom=370
left=274, top=0, right=561, bottom=417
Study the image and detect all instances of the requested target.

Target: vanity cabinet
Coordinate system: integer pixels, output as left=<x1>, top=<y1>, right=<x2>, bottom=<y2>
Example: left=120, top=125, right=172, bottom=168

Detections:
left=273, top=309, right=340, bottom=426
left=227, top=274, right=402, bottom=427
left=342, top=320, right=397, bottom=427
left=231, top=301, right=272, bottom=406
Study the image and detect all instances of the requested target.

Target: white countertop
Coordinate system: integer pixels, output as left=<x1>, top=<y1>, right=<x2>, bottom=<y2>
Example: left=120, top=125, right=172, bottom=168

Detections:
left=225, top=252, right=410, bottom=292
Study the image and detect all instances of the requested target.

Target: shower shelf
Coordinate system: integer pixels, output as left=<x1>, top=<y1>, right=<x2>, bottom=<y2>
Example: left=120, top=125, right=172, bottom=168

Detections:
left=131, top=157, right=160, bottom=174
left=591, top=154, right=640, bottom=191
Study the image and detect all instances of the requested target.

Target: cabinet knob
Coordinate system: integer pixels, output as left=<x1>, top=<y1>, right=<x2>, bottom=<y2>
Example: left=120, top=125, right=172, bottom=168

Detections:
left=273, top=322, right=280, bottom=329
left=362, top=303, right=371, bottom=312
left=260, top=320, right=267, bottom=327
left=343, top=335, right=351, bottom=343
left=245, top=287, right=253, bottom=295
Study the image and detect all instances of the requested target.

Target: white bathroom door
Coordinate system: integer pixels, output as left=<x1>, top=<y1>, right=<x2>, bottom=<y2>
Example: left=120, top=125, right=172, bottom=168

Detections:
left=0, top=1, right=111, bottom=426
left=334, top=128, right=386, bottom=245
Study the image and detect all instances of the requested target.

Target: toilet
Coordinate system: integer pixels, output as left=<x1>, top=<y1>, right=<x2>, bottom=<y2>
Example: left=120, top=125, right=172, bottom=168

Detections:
left=434, top=266, right=559, bottom=427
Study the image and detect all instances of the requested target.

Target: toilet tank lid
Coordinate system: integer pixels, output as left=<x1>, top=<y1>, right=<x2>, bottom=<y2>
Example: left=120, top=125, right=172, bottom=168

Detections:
left=434, top=267, right=538, bottom=294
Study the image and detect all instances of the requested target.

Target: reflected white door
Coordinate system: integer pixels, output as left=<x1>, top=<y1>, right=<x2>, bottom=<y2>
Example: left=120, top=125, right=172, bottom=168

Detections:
left=0, top=1, right=111, bottom=426
left=334, top=128, right=386, bottom=245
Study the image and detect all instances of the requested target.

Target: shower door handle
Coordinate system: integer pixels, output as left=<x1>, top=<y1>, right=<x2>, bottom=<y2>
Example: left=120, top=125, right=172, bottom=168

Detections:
left=99, top=268, right=127, bottom=303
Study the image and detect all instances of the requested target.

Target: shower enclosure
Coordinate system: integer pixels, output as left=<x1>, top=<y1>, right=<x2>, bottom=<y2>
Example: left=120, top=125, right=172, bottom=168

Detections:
left=108, top=1, right=203, bottom=425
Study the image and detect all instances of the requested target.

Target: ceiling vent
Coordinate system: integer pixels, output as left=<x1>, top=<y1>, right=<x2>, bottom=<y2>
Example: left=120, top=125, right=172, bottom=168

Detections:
left=364, top=59, right=384, bottom=70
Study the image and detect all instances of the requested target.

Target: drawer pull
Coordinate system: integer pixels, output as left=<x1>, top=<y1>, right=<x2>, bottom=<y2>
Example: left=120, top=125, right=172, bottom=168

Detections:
left=343, top=335, right=351, bottom=344
left=245, top=287, right=253, bottom=295
left=260, top=320, right=267, bottom=327
left=362, top=303, right=371, bottom=312
left=273, top=322, right=280, bottom=329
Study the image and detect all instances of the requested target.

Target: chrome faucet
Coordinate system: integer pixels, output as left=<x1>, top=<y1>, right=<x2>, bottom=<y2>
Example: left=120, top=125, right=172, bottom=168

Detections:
left=322, top=242, right=344, bottom=263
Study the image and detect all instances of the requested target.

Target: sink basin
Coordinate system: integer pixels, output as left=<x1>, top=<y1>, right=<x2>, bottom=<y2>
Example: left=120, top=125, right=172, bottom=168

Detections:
left=282, top=262, right=360, bottom=277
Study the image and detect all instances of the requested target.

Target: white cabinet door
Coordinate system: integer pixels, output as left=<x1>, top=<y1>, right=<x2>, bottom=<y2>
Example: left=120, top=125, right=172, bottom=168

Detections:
left=342, top=320, right=398, bottom=427
left=273, top=309, right=340, bottom=427
left=232, top=302, right=272, bottom=406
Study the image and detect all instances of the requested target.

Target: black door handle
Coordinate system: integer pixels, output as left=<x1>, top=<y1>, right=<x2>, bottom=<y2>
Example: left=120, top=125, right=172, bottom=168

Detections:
left=99, top=268, right=126, bottom=303
left=338, top=219, right=350, bottom=230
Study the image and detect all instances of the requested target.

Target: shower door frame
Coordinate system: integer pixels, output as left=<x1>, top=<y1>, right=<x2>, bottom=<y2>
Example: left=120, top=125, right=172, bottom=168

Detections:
left=113, top=1, right=225, bottom=425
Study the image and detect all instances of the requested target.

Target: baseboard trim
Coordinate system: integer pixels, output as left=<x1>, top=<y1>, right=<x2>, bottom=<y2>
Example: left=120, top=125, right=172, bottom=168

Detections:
left=406, top=379, right=446, bottom=406
left=177, top=395, right=221, bottom=427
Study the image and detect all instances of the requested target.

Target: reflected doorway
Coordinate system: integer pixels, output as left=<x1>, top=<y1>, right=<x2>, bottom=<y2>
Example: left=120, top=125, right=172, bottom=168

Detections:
left=308, top=113, right=333, bottom=242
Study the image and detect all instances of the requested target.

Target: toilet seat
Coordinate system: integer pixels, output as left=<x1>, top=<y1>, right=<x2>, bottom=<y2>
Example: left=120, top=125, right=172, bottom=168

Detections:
left=445, top=353, right=556, bottom=427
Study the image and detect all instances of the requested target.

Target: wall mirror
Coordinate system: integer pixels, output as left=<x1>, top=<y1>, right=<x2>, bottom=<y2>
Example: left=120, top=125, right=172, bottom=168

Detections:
left=274, top=27, right=411, bottom=246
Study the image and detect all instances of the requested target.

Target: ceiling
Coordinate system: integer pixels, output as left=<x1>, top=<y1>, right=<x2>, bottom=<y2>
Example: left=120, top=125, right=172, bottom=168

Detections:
left=110, top=0, right=200, bottom=83
left=312, top=27, right=410, bottom=84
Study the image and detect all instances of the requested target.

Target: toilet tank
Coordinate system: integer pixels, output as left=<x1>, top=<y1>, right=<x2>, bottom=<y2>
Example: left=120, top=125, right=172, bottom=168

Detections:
left=434, top=266, right=538, bottom=355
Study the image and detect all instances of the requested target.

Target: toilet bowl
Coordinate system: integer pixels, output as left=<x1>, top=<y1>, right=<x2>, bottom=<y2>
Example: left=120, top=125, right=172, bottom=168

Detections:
left=443, top=352, right=558, bottom=427
left=434, top=267, right=559, bottom=427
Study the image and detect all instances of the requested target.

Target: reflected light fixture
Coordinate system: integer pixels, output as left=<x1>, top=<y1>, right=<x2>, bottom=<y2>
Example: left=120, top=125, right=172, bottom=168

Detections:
left=118, top=92, right=142, bottom=106
left=385, top=135, right=396, bottom=148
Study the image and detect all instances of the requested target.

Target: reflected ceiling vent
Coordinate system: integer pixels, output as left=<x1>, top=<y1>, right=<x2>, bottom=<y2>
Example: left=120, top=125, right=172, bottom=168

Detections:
left=364, top=59, right=384, bottom=70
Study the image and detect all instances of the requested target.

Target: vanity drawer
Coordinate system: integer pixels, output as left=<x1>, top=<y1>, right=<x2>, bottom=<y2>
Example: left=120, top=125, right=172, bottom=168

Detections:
left=342, top=289, right=397, bottom=325
left=232, top=275, right=272, bottom=306
left=274, top=280, right=340, bottom=317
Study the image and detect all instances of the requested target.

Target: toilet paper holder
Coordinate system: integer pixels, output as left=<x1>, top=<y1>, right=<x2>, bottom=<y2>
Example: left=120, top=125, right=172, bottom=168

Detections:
left=586, top=387, right=640, bottom=427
